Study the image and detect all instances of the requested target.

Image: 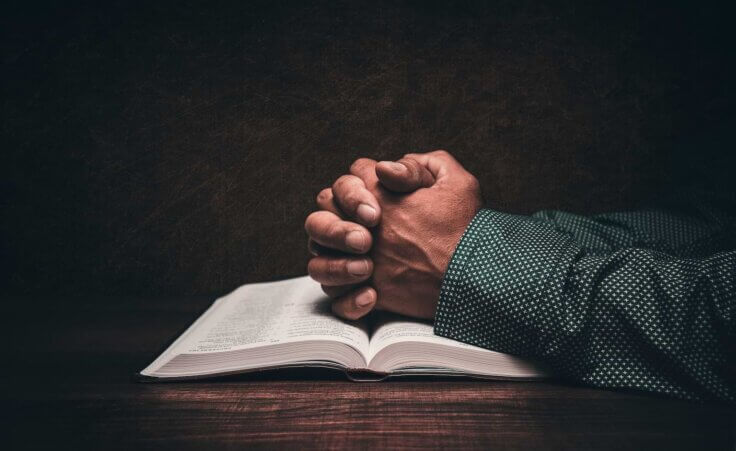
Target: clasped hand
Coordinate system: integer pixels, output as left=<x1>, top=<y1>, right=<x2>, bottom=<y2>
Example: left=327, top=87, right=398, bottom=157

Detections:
left=304, top=150, right=483, bottom=320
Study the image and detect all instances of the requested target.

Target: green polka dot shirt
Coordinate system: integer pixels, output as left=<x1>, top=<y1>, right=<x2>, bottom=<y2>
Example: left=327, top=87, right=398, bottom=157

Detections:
left=435, top=199, right=735, bottom=402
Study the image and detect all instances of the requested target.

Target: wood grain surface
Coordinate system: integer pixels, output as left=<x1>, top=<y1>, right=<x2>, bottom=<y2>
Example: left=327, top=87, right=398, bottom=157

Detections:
left=1, top=295, right=733, bottom=450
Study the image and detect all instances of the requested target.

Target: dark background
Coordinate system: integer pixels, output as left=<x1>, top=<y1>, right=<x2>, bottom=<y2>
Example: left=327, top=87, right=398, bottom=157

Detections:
left=3, top=0, right=735, bottom=298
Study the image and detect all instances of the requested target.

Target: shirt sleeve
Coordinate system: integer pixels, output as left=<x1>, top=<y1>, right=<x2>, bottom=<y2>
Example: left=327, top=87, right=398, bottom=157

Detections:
left=434, top=207, right=736, bottom=402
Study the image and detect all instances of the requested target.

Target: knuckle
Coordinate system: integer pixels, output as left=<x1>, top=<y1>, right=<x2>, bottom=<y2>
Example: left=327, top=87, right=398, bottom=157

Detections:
left=350, top=158, right=375, bottom=174
left=305, top=211, right=337, bottom=237
left=325, top=220, right=344, bottom=240
left=433, top=149, right=452, bottom=157
left=342, top=191, right=362, bottom=209
left=405, top=162, right=424, bottom=183
left=402, top=157, right=421, bottom=170
left=332, top=175, right=353, bottom=193
left=316, top=188, right=332, bottom=204
left=304, top=211, right=321, bottom=232
left=464, top=174, right=481, bottom=192
left=327, top=258, right=344, bottom=276
left=333, top=176, right=364, bottom=211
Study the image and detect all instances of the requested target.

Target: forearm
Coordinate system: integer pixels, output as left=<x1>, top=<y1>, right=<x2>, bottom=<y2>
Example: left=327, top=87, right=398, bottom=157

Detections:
left=435, top=209, right=735, bottom=402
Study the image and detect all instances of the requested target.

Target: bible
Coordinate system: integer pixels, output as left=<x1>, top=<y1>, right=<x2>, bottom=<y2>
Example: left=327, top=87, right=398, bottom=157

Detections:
left=139, top=276, right=547, bottom=381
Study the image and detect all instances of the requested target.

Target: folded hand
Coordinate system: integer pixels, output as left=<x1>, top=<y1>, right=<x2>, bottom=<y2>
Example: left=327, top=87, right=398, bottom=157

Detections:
left=305, top=150, right=482, bottom=320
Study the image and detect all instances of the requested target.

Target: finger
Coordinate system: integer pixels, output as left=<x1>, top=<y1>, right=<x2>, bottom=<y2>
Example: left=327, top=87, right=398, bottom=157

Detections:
left=315, top=188, right=345, bottom=218
left=307, top=255, right=373, bottom=286
left=321, top=284, right=355, bottom=298
left=331, top=286, right=377, bottom=320
left=402, top=149, right=462, bottom=181
left=375, top=157, right=435, bottom=192
left=349, top=158, right=379, bottom=187
left=332, top=174, right=381, bottom=227
left=308, top=238, right=343, bottom=257
left=305, top=211, right=372, bottom=253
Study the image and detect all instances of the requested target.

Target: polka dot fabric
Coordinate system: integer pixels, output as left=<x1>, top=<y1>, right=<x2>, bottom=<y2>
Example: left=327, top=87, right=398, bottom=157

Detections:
left=434, top=208, right=735, bottom=402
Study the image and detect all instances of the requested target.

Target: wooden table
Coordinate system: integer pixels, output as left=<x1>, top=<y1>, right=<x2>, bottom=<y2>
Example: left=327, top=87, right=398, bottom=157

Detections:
left=2, top=295, right=733, bottom=450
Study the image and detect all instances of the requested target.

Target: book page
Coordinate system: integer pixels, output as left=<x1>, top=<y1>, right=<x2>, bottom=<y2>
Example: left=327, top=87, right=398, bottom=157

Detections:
left=167, top=277, right=370, bottom=357
left=366, top=312, right=546, bottom=377
left=367, top=312, right=487, bottom=359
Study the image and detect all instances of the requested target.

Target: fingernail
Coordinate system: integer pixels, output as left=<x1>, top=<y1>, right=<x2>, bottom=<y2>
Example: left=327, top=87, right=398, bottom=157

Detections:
left=357, top=204, right=377, bottom=223
left=345, top=231, right=367, bottom=251
left=385, top=161, right=407, bottom=173
left=347, top=259, right=371, bottom=276
left=355, top=290, right=374, bottom=307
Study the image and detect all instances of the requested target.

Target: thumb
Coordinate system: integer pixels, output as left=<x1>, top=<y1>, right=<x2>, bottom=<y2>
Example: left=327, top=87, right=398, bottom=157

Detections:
left=375, top=157, right=435, bottom=192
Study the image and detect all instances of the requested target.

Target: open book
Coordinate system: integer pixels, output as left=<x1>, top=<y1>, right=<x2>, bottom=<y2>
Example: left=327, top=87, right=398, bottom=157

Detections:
left=140, top=276, right=547, bottom=381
